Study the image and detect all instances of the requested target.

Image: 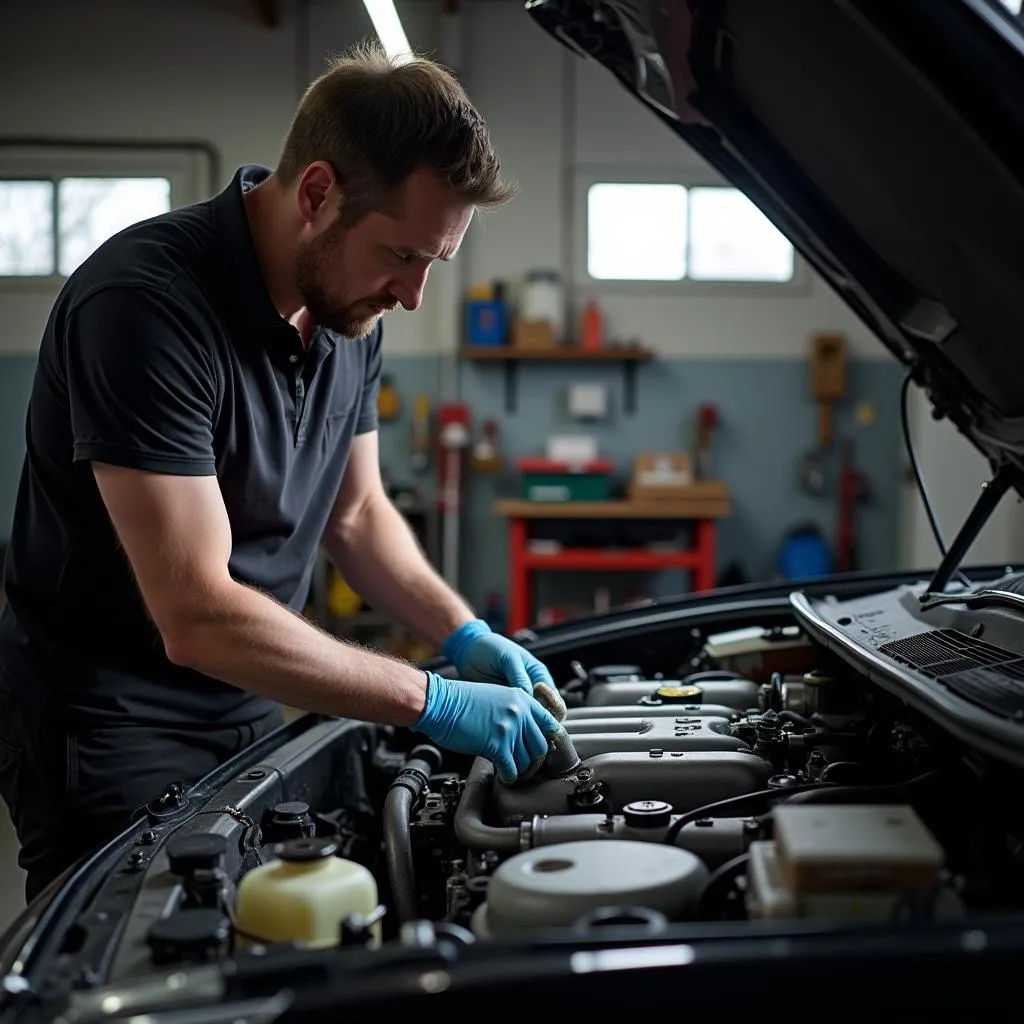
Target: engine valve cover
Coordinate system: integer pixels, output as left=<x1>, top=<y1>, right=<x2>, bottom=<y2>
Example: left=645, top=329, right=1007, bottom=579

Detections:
left=490, top=750, right=774, bottom=824
left=586, top=679, right=760, bottom=710
left=564, top=703, right=738, bottom=721
left=564, top=715, right=748, bottom=758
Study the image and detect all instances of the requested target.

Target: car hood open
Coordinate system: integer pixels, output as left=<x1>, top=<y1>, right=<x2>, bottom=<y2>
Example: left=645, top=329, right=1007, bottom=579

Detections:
left=527, top=0, right=1024, bottom=506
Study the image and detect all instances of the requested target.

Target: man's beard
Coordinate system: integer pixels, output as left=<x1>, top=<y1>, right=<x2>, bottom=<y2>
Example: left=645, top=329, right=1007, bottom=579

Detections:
left=294, top=224, right=393, bottom=339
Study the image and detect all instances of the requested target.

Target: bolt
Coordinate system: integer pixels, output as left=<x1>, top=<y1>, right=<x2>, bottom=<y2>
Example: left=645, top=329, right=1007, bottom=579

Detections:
left=245, top=769, right=267, bottom=781
left=139, top=830, right=158, bottom=845
left=128, top=850, right=145, bottom=865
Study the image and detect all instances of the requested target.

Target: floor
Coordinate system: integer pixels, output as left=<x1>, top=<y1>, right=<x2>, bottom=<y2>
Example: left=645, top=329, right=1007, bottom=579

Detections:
left=0, top=804, right=25, bottom=931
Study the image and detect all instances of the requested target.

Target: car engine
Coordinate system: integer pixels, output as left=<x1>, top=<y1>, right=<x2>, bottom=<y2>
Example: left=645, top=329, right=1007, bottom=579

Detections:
left=110, top=621, right=1024, bottom=969
left=21, top=614, right=1024, bottom=1021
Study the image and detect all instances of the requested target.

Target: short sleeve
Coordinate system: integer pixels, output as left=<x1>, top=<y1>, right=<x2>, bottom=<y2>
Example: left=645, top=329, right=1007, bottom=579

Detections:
left=355, top=321, right=383, bottom=435
left=65, top=286, right=218, bottom=476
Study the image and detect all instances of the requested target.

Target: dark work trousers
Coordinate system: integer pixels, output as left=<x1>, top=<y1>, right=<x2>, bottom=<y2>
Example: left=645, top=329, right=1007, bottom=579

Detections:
left=0, top=691, right=283, bottom=903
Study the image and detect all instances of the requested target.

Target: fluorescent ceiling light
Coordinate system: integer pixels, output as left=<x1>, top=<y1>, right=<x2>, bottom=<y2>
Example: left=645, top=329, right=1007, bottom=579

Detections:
left=363, top=0, right=413, bottom=62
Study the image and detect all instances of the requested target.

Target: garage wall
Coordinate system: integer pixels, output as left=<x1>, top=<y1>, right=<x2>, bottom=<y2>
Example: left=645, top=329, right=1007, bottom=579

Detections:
left=4, top=0, right=1007, bottom=612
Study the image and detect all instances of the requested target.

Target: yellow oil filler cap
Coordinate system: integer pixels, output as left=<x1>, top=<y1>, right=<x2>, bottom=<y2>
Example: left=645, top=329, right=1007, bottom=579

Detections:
left=235, top=837, right=381, bottom=949
left=654, top=685, right=704, bottom=704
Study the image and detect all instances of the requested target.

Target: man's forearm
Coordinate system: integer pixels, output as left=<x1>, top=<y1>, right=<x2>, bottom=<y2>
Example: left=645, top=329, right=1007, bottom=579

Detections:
left=322, top=493, right=475, bottom=649
left=168, top=579, right=428, bottom=726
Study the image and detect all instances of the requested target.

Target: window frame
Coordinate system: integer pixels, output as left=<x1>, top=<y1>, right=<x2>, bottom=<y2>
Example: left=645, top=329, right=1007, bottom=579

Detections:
left=573, top=165, right=812, bottom=296
left=0, top=144, right=213, bottom=291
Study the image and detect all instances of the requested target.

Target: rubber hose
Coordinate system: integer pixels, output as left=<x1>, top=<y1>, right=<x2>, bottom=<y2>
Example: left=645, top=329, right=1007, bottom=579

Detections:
left=453, top=758, right=522, bottom=852
left=779, top=769, right=944, bottom=806
left=682, top=670, right=748, bottom=684
left=778, top=710, right=814, bottom=730
left=818, top=761, right=870, bottom=785
left=384, top=746, right=442, bottom=923
left=697, top=853, right=751, bottom=921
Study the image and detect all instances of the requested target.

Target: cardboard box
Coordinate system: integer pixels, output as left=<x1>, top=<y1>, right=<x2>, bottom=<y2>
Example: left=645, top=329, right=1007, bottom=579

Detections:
left=512, top=318, right=557, bottom=350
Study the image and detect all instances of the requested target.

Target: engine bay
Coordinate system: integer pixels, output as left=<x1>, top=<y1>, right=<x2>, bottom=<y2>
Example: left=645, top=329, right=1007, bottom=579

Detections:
left=11, top=598, right=1024, bottom=1021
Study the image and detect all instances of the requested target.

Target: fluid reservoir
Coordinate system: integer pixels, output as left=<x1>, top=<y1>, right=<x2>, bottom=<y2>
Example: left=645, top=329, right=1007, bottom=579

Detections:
left=483, top=840, right=707, bottom=937
left=235, top=837, right=380, bottom=949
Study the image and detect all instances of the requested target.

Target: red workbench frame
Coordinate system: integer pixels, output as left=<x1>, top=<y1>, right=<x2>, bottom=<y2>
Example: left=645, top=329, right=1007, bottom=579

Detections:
left=495, top=500, right=726, bottom=634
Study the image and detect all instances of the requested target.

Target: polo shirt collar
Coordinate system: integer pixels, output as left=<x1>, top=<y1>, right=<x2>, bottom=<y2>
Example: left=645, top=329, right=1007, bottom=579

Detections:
left=212, top=164, right=293, bottom=332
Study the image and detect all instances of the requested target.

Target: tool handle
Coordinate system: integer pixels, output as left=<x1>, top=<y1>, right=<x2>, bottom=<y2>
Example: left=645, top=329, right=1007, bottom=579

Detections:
left=817, top=401, right=834, bottom=448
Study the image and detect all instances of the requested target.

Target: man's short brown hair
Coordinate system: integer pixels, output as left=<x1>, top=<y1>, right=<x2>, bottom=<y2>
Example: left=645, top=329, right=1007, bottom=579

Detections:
left=276, top=40, right=516, bottom=224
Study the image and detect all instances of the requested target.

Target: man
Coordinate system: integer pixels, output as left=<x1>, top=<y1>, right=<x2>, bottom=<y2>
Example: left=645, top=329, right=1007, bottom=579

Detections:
left=0, top=42, right=563, bottom=902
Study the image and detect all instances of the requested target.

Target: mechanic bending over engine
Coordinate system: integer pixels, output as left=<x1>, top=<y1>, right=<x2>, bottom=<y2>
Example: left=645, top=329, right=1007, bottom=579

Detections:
left=0, top=42, right=564, bottom=903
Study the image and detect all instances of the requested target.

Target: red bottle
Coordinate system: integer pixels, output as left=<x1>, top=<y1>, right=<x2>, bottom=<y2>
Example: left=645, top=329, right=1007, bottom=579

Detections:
left=580, top=301, right=603, bottom=350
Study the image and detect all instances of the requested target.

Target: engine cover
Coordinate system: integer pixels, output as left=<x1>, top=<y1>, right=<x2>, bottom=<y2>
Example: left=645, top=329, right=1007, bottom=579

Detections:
left=586, top=678, right=760, bottom=709
left=489, top=749, right=774, bottom=824
left=563, top=715, right=748, bottom=758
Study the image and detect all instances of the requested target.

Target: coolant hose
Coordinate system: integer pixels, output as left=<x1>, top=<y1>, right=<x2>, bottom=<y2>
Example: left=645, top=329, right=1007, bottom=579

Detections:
left=384, top=744, right=442, bottom=923
left=454, top=758, right=523, bottom=853
left=778, top=769, right=945, bottom=806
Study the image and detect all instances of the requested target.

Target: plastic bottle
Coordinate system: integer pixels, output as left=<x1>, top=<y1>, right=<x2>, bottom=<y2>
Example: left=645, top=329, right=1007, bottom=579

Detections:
left=522, top=269, right=565, bottom=341
left=234, top=837, right=381, bottom=948
left=580, top=300, right=604, bottom=350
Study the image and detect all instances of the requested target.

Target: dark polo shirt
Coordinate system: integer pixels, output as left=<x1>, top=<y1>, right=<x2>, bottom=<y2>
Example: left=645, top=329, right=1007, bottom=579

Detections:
left=0, top=165, right=382, bottom=724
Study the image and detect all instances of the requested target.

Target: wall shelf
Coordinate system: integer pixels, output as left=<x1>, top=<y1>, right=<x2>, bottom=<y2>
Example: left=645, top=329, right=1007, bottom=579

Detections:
left=459, top=345, right=653, bottom=414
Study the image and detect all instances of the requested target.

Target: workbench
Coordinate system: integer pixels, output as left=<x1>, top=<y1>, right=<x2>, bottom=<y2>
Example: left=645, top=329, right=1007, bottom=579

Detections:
left=495, top=494, right=730, bottom=633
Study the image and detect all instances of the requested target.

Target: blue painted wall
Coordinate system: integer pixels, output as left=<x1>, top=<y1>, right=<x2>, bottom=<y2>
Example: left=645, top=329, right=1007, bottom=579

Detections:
left=0, top=353, right=903, bottom=612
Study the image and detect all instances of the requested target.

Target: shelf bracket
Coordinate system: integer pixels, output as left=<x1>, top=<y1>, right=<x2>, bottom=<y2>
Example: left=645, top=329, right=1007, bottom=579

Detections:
left=503, top=360, right=519, bottom=414
left=623, top=361, right=639, bottom=415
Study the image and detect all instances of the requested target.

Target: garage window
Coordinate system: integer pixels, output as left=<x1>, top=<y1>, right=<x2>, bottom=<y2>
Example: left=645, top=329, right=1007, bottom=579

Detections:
left=0, top=175, right=171, bottom=278
left=585, top=181, right=795, bottom=285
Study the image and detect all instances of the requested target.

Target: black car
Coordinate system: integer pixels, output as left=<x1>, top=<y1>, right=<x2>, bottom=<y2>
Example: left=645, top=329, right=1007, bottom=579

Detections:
left=6, top=0, right=1024, bottom=1019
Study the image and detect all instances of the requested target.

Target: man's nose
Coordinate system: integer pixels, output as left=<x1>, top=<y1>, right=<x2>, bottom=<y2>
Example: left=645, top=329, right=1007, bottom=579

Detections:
left=392, top=264, right=431, bottom=312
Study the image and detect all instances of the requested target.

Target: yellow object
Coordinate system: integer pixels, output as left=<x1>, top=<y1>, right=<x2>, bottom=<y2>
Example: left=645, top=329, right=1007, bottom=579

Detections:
left=327, top=569, right=362, bottom=618
left=466, top=282, right=494, bottom=300
left=655, top=685, right=704, bottom=702
left=235, top=838, right=381, bottom=949
left=854, top=400, right=876, bottom=427
left=377, top=374, right=401, bottom=422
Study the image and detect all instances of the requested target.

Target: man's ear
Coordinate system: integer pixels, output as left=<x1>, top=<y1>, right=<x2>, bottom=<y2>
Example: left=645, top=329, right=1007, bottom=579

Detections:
left=296, top=162, right=336, bottom=224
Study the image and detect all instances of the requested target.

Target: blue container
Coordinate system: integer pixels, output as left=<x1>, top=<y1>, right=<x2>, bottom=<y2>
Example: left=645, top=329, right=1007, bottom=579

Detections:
left=465, top=299, right=508, bottom=347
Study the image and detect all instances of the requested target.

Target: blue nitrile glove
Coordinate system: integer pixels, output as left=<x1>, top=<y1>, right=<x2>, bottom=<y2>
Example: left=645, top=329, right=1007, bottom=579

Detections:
left=442, top=618, right=554, bottom=695
left=413, top=670, right=564, bottom=784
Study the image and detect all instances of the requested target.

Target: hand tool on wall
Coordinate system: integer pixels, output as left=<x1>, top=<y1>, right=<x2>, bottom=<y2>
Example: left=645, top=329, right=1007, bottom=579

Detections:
left=410, top=394, right=432, bottom=473
left=799, top=332, right=846, bottom=494
left=810, top=331, right=846, bottom=448
left=836, top=437, right=872, bottom=572
left=695, top=403, right=720, bottom=480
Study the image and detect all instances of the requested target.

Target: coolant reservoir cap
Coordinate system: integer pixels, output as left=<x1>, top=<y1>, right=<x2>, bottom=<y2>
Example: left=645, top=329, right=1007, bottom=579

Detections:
left=167, top=833, right=229, bottom=876
left=275, top=836, right=338, bottom=862
left=654, top=685, right=703, bottom=704
left=623, top=800, right=673, bottom=828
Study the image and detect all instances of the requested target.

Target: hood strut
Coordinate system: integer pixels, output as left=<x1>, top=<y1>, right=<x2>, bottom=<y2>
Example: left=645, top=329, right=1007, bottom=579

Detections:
left=924, top=463, right=1016, bottom=596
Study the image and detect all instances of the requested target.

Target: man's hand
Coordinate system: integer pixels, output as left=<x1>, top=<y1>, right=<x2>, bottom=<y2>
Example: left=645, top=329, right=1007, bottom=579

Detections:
left=442, top=619, right=554, bottom=694
left=413, top=671, right=563, bottom=784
